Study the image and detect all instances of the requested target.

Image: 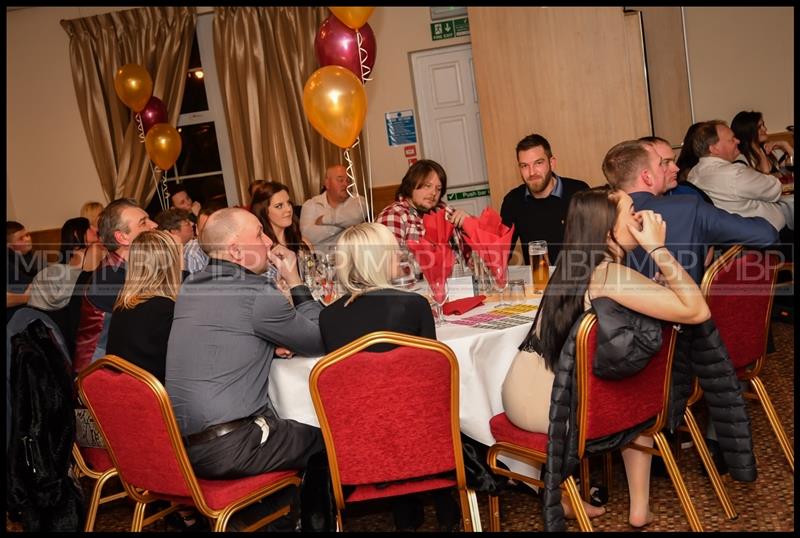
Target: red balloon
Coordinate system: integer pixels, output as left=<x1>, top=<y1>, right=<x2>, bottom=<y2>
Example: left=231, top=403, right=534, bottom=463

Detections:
left=139, top=96, right=168, bottom=134
left=315, top=15, right=376, bottom=82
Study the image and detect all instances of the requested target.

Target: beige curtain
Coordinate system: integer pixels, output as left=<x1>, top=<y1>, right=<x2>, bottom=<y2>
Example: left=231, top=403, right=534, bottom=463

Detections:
left=61, top=7, right=196, bottom=206
left=213, top=6, right=370, bottom=210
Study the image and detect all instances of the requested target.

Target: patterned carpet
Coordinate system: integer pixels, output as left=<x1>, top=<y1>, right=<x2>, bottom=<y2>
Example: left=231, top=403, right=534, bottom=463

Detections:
left=6, top=321, right=794, bottom=532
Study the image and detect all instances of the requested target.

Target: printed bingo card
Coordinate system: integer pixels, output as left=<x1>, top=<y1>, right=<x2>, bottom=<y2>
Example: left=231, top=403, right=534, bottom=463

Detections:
left=449, top=303, right=538, bottom=330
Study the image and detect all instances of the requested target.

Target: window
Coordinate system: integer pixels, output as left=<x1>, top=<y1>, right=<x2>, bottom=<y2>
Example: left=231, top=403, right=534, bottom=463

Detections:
left=146, top=13, right=237, bottom=217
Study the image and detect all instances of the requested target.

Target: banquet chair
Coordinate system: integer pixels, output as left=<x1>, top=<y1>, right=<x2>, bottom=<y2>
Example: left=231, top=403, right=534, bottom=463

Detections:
left=77, top=355, right=301, bottom=532
left=309, top=331, right=480, bottom=532
left=487, top=314, right=704, bottom=532
left=71, top=443, right=127, bottom=531
left=680, top=246, right=793, bottom=513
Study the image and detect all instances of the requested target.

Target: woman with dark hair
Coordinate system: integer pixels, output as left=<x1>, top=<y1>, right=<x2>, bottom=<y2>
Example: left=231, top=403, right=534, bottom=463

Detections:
left=250, top=181, right=310, bottom=254
left=731, top=110, right=793, bottom=175
left=501, top=186, right=710, bottom=527
left=376, top=159, right=471, bottom=265
left=673, top=123, right=714, bottom=204
left=27, top=217, right=103, bottom=311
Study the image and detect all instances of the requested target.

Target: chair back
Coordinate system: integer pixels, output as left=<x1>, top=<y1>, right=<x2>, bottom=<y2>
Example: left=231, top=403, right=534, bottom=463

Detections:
left=77, top=355, right=201, bottom=503
left=701, top=245, right=782, bottom=372
left=575, top=313, right=676, bottom=455
left=309, top=331, right=466, bottom=503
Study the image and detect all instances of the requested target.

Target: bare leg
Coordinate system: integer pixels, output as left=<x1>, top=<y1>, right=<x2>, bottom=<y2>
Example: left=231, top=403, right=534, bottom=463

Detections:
left=621, top=435, right=654, bottom=527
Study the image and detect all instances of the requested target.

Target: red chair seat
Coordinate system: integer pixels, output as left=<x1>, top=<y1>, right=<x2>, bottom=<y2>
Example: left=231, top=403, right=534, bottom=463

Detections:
left=82, top=446, right=115, bottom=472
left=490, top=412, right=548, bottom=453
left=198, top=470, right=298, bottom=511
left=345, top=477, right=456, bottom=503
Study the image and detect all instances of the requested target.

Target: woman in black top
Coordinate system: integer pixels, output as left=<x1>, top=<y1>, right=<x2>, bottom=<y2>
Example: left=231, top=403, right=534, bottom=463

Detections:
left=106, top=230, right=182, bottom=383
left=319, top=222, right=457, bottom=531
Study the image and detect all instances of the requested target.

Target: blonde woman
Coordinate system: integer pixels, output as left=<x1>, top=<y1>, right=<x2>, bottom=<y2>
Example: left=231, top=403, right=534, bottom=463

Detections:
left=80, top=201, right=104, bottom=233
left=106, top=230, right=182, bottom=383
left=319, top=222, right=460, bottom=532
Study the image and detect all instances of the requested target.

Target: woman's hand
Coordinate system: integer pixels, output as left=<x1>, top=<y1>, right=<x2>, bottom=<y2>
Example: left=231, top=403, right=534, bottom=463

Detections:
left=765, top=140, right=794, bottom=157
left=629, top=210, right=666, bottom=254
left=269, top=244, right=302, bottom=287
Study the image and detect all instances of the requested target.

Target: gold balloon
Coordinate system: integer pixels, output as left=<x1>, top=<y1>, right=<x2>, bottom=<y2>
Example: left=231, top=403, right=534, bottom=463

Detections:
left=145, top=123, right=182, bottom=170
left=329, top=6, right=375, bottom=30
left=303, top=66, right=367, bottom=149
left=114, top=63, right=153, bottom=112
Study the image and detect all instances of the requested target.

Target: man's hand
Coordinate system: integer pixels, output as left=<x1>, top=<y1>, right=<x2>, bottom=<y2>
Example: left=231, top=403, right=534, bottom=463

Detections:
left=275, top=346, right=295, bottom=358
left=447, top=209, right=470, bottom=228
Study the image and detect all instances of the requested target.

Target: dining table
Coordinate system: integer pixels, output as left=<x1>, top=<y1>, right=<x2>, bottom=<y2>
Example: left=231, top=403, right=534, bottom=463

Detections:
left=267, top=265, right=552, bottom=484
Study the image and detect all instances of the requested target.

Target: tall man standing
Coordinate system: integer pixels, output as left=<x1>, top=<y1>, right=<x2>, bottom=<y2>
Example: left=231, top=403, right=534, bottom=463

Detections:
left=300, top=164, right=366, bottom=251
left=500, top=133, right=590, bottom=264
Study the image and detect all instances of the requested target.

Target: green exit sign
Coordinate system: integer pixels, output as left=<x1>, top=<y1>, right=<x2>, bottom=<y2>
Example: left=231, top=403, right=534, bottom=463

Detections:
left=431, top=17, right=470, bottom=41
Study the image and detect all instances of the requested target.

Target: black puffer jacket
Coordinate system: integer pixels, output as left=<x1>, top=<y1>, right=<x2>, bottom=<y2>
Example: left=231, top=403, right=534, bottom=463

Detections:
left=541, top=298, right=664, bottom=531
left=667, top=320, right=756, bottom=482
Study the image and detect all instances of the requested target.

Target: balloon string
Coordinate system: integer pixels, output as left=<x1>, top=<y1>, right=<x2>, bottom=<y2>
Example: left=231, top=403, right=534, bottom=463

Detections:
left=135, top=113, right=146, bottom=143
left=356, top=30, right=372, bottom=84
left=344, top=139, right=368, bottom=223
left=139, top=112, right=167, bottom=211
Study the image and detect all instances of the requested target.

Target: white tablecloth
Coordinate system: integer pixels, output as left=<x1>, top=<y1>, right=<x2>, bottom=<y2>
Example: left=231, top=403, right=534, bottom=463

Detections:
left=268, top=295, right=541, bottom=447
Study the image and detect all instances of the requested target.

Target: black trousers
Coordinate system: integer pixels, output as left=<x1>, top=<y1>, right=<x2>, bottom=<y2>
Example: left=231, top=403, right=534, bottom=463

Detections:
left=186, top=405, right=324, bottom=479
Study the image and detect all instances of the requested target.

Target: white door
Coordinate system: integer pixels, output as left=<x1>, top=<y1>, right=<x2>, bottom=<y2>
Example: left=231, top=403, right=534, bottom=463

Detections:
left=411, top=44, right=488, bottom=193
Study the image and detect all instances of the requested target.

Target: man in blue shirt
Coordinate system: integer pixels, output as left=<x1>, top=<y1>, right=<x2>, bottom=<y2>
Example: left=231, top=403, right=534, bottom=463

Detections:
left=500, top=133, right=590, bottom=265
left=602, top=139, right=777, bottom=283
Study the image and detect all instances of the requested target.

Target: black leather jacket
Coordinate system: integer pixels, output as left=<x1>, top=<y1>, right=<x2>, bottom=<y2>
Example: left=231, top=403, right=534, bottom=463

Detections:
left=540, top=299, right=756, bottom=531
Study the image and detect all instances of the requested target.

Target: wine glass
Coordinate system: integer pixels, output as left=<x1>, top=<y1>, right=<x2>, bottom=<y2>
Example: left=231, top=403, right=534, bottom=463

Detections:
left=491, top=265, right=510, bottom=306
left=429, top=279, right=449, bottom=326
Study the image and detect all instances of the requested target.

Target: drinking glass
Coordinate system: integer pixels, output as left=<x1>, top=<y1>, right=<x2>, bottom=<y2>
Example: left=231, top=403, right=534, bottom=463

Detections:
left=429, top=279, right=449, bottom=326
left=491, top=265, right=510, bottom=306
left=528, top=240, right=551, bottom=294
left=508, top=279, right=526, bottom=304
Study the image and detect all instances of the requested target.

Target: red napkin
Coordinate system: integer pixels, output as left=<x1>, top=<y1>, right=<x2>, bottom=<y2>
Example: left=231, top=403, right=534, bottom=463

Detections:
left=407, top=209, right=455, bottom=292
left=443, top=295, right=486, bottom=316
left=461, top=208, right=515, bottom=287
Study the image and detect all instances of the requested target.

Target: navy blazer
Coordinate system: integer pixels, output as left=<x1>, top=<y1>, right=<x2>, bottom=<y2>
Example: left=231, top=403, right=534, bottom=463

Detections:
left=627, top=192, right=778, bottom=283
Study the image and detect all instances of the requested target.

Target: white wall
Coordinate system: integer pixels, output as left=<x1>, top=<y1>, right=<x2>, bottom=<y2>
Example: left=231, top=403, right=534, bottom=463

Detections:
left=6, top=7, right=129, bottom=230
left=684, top=7, right=794, bottom=130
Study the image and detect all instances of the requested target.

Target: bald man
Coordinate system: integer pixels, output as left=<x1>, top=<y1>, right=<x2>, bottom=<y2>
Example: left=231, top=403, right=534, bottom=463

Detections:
left=299, top=164, right=366, bottom=251
left=165, top=208, right=328, bottom=527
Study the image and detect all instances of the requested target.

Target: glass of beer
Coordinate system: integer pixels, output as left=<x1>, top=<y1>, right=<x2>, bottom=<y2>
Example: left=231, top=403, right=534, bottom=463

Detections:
left=528, top=240, right=550, bottom=294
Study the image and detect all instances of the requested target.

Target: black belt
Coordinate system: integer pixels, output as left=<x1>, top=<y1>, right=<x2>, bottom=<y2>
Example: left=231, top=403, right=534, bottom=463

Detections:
left=183, top=416, right=256, bottom=447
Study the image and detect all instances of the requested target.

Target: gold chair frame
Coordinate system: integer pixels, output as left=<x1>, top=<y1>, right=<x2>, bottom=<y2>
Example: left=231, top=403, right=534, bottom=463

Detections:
left=679, top=245, right=794, bottom=520
left=71, top=443, right=128, bottom=532
left=78, top=355, right=301, bottom=532
left=309, top=331, right=481, bottom=532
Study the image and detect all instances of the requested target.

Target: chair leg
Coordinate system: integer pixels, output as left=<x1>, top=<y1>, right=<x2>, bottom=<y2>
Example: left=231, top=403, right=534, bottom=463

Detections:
left=83, top=470, right=125, bottom=532
left=652, top=432, right=703, bottom=532
left=580, top=458, right=591, bottom=501
left=488, top=493, right=501, bottom=531
left=131, top=501, right=146, bottom=532
left=335, top=509, right=344, bottom=532
left=603, top=452, right=613, bottom=493
left=563, top=475, right=593, bottom=532
left=683, top=407, right=737, bottom=520
left=749, top=376, right=794, bottom=471
left=467, top=489, right=482, bottom=531
left=457, top=488, right=474, bottom=532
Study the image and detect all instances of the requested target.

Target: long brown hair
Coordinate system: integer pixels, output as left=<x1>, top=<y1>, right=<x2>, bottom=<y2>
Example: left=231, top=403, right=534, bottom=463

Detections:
left=249, top=181, right=307, bottom=254
left=521, top=186, right=622, bottom=371
left=114, top=230, right=182, bottom=311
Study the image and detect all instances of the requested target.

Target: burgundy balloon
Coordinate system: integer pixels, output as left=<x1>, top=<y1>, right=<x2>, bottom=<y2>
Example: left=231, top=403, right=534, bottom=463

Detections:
left=315, top=15, right=376, bottom=82
left=140, top=96, right=168, bottom=133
